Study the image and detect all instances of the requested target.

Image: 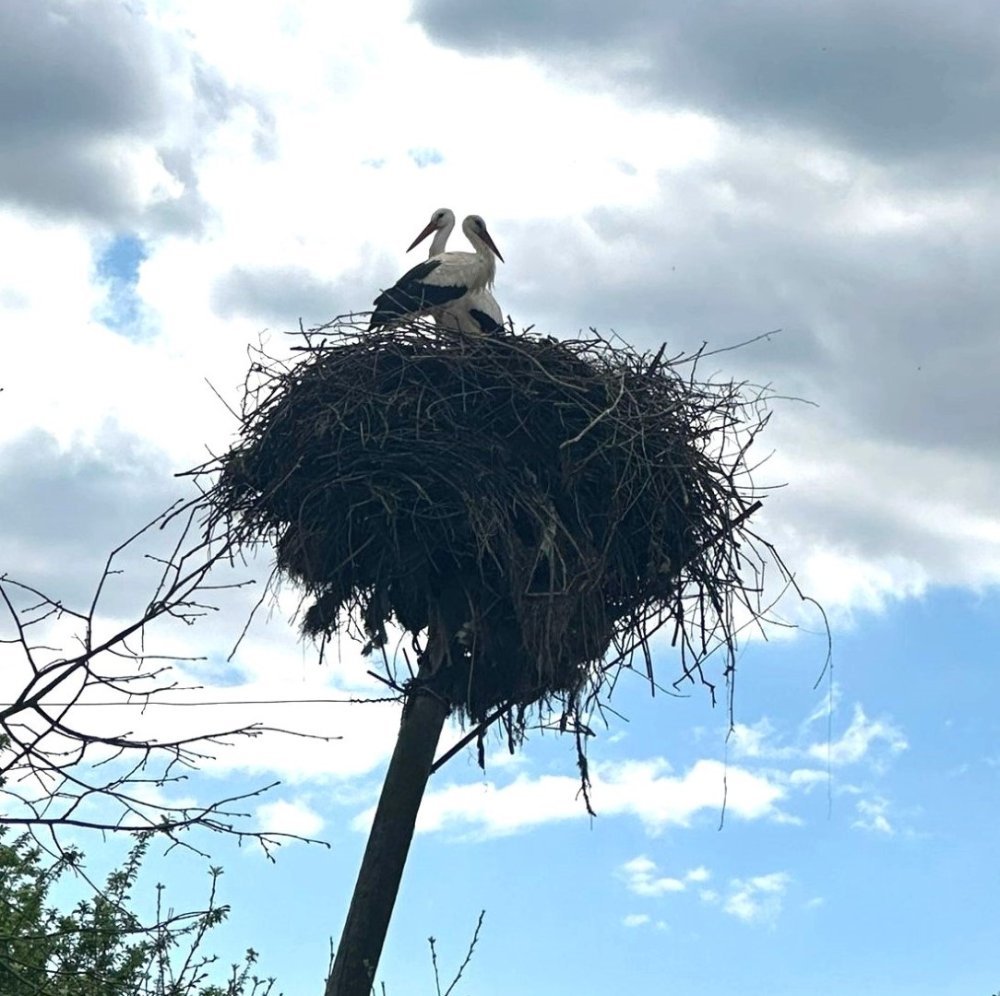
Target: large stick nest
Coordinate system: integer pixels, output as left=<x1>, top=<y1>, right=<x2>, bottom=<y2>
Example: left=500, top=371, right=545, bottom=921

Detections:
left=203, top=318, right=771, bottom=726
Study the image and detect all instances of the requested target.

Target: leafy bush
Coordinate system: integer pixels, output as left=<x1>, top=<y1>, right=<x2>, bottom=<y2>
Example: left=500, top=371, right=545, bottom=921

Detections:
left=0, top=829, right=279, bottom=996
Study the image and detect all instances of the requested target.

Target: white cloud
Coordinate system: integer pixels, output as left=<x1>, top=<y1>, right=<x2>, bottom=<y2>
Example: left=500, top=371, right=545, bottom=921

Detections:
left=728, top=719, right=772, bottom=758
left=393, top=757, right=787, bottom=838
left=483, top=749, right=530, bottom=770
left=787, top=769, right=828, bottom=788
left=620, top=856, right=687, bottom=897
left=143, top=623, right=405, bottom=785
left=748, top=871, right=790, bottom=893
left=797, top=549, right=929, bottom=621
left=633, top=875, right=685, bottom=897
left=621, top=855, right=656, bottom=876
left=726, top=691, right=904, bottom=792
left=729, top=718, right=798, bottom=761
left=722, top=872, right=791, bottom=926
left=343, top=688, right=905, bottom=841
left=622, top=914, right=650, bottom=928
left=759, top=431, right=1000, bottom=614
left=802, top=682, right=844, bottom=727
left=808, top=704, right=908, bottom=767
left=685, top=866, right=711, bottom=884
left=852, top=797, right=894, bottom=835
left=256, top=797, right=325, bottom=838
left=0, top=566, right=408, bottom=792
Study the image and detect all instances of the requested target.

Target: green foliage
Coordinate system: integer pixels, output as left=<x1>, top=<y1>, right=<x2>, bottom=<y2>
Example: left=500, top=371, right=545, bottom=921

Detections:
left=0, top=828, right=279, bottom=996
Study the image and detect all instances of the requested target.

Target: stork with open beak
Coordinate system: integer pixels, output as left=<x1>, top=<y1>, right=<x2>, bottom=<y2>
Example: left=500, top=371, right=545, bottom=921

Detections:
left=369, top=214, right=504, bottom=331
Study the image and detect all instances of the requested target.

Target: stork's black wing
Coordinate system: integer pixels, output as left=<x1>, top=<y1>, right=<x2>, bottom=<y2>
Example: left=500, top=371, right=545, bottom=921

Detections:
left=369, top=258, right=467, bottom=329
left=468, top=308, right=503, bottom=335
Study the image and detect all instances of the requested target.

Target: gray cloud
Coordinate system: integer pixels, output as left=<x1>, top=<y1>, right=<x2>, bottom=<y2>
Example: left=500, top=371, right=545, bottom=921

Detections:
left=0, top=426, right=285, bottom=696
left=413, top=0, right=1000, bottom=166
left=0, top=426, right=185, bottom=606
left=0, top=2, right=162, bottom=139
left=499, top=160, right=1000, bottom=460
left=143, top=146, right=212, bottom=236
left=0, top=1, right=270, bottom=231
left=211, top=248, right=404, bottom=328
left=487, top=140, right=1000, bottom=590
left=211, top=266, right=350, bottom=327
left=412, top=0, right=1000, bottom=590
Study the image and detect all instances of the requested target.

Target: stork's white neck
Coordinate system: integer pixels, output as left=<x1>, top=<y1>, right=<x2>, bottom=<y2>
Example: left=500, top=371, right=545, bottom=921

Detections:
left=428, top=218, right=454, bottom=257
left=463, top=226, right=499, bottom=287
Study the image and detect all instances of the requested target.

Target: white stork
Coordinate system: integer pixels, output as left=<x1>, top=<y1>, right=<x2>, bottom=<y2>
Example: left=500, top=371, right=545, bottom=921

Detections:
left=407, top=208, right=505, bottom=335
left=369, top=214, right=504, bottom=332
left=445, top=283, right=505, bottom=336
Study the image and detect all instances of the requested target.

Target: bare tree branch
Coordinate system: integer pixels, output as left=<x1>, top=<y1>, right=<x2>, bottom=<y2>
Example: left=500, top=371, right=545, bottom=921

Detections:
left=0, top=497, right=333, bottom=857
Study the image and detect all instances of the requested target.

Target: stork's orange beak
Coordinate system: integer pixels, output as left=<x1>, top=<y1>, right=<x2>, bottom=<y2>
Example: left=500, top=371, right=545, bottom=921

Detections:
left=480, top=226, right=504, bottom=263
left=406, top=221, right=438, bottom=253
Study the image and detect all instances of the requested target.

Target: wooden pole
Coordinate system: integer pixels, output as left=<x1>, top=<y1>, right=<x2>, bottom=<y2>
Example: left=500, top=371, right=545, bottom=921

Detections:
left=324, top=686, right=451, bottom=996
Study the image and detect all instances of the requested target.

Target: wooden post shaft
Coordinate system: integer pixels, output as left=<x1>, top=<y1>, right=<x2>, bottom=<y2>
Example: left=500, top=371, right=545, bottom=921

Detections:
left=324, top=687, right=450, bottom=996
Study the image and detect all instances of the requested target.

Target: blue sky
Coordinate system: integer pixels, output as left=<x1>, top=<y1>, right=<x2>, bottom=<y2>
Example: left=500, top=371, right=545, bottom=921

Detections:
left=111, top=586, right=999, bottom=996
left=95, top=233, right=148, bottom=333
left=1, top=2, right=999, bottom=994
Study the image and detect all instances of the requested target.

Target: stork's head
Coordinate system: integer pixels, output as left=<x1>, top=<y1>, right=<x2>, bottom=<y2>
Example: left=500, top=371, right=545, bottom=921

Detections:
left=463, top=214, right=504, bottom=263
left=407, top=207, right=455, bottom=252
